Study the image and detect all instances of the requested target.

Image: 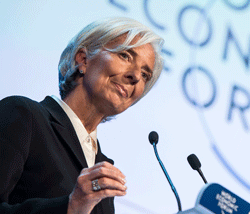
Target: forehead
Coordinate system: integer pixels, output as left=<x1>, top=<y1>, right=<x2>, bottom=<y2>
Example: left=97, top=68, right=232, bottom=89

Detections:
left=105, top=34, right=155, bottom=70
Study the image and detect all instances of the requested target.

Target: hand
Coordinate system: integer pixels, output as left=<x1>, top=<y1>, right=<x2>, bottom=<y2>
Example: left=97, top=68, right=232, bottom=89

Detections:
left=67, top=161, right=127, bottom=214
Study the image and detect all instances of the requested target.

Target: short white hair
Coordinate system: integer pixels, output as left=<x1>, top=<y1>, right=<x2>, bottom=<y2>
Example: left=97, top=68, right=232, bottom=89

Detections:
left=58, top=17, right=164, bottom=100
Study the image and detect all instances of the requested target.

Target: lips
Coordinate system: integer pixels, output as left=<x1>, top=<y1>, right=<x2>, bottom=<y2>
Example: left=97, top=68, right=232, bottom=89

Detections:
left=113, top=82, right=128, bottom=98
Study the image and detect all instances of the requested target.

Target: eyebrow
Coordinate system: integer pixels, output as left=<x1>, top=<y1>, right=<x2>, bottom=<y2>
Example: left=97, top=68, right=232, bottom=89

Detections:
left=127, top=49, right=153, bottom=74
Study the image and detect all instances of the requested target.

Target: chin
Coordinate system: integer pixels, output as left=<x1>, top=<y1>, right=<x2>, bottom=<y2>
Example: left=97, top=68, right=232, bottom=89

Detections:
left=107, top=107, right=125, bottom=116
left=105, top=103, right=129, bottom=116
left=100, top=96, right=133, bottom=116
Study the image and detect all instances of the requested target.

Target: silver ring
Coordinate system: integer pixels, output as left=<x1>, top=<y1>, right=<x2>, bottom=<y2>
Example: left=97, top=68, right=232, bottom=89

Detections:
left=92, top=179, right=101, bottom=191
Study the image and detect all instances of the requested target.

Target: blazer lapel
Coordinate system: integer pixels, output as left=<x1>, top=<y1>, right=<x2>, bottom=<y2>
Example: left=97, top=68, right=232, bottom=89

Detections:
left=95, top=141, right=115, bottom=214
left=40, top=96, right=88, bottom=169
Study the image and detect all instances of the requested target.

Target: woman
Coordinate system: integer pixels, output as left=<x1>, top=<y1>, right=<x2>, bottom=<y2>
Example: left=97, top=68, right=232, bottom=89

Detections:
left=0, top=17, right=164, bottom=214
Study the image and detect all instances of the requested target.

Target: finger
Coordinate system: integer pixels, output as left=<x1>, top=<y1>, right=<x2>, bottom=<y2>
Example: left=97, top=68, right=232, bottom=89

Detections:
left=97, top=177, right=127, bottom=192
left=95, top=189, right=127, bottom=200
left=80, top=161, right=126, bottom=184
left=89, top=161, right=125, bottom=178
left=87, top=166, right=126, bottom=185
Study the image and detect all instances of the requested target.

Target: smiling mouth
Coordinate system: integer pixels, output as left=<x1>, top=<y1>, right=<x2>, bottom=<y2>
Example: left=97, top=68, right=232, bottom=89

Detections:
left=113, top=83, right=128, bottom=98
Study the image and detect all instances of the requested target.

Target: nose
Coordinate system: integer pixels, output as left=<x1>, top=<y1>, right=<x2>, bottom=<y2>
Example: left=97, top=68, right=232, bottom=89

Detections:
left=124, top=68, right=141, bottom=85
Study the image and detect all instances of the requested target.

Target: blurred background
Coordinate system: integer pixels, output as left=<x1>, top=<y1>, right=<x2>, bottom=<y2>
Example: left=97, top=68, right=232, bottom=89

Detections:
left=1, top=0, right=249, bottom=213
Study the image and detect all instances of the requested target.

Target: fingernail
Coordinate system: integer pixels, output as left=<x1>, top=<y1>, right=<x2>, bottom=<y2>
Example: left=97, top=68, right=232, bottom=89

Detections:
left=122, top=178, right=126, bottom=184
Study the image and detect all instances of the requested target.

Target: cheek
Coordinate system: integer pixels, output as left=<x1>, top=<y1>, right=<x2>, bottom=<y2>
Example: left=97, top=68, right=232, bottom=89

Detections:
left=133, top=83, right=145, bottom=100
left=99, top=57, right=120, bottom=78
left=85, top=59, right=113, bottom=88
left=104, top=58, right=122, bottom=76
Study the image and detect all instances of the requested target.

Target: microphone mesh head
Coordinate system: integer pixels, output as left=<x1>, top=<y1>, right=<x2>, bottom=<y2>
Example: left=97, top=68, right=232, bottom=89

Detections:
left=148, top=131, right=159, bottom=145
left=187, top=154, right=201, bottom=170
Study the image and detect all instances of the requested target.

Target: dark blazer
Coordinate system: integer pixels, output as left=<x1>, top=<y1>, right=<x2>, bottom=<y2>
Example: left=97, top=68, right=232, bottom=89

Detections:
left=0, top=96, right=114, bottom=214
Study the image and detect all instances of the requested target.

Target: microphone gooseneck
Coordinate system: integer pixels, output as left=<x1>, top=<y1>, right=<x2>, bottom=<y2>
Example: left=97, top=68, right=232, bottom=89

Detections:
left=148, top=131, right=182, bottom=212
left=187, top=154, right=208, bottom=184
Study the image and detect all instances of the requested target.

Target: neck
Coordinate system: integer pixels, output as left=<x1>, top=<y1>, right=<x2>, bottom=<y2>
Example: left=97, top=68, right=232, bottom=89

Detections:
left=63, top=87, right=105, bottom=133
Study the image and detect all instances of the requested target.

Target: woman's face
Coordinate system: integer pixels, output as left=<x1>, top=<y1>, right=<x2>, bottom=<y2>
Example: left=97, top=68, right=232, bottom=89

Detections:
left=77, top=35, right=155, bottom=116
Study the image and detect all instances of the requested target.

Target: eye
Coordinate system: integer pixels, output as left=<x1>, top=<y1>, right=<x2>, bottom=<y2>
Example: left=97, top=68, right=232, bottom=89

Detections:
left=119, top=51, right=131, bottom=61
left=141, top=71, right=152, bottom=82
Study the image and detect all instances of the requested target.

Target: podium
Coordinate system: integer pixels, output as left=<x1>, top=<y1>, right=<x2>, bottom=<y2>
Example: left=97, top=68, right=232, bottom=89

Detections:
left=177, top=183, right=250, bottom=214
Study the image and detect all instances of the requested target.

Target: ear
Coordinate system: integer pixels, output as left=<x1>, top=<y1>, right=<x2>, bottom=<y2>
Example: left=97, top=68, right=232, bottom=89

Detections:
left=75, top=48, right=87, bottom=74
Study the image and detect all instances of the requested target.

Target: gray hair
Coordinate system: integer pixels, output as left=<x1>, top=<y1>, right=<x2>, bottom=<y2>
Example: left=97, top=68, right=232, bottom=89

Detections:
left=58, top=17, right=164, bottom=101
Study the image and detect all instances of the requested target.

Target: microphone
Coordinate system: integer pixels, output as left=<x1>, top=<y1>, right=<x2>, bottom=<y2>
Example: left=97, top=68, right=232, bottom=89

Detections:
left=187, top=154, right=207, bottom=184
left=148, top=131, right=182, bottom=212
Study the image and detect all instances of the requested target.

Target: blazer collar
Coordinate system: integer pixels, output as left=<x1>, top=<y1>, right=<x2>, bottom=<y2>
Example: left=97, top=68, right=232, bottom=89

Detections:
left=40, top=96, right=114, bottom=167
left=40, top=96, right=88, bottom=169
